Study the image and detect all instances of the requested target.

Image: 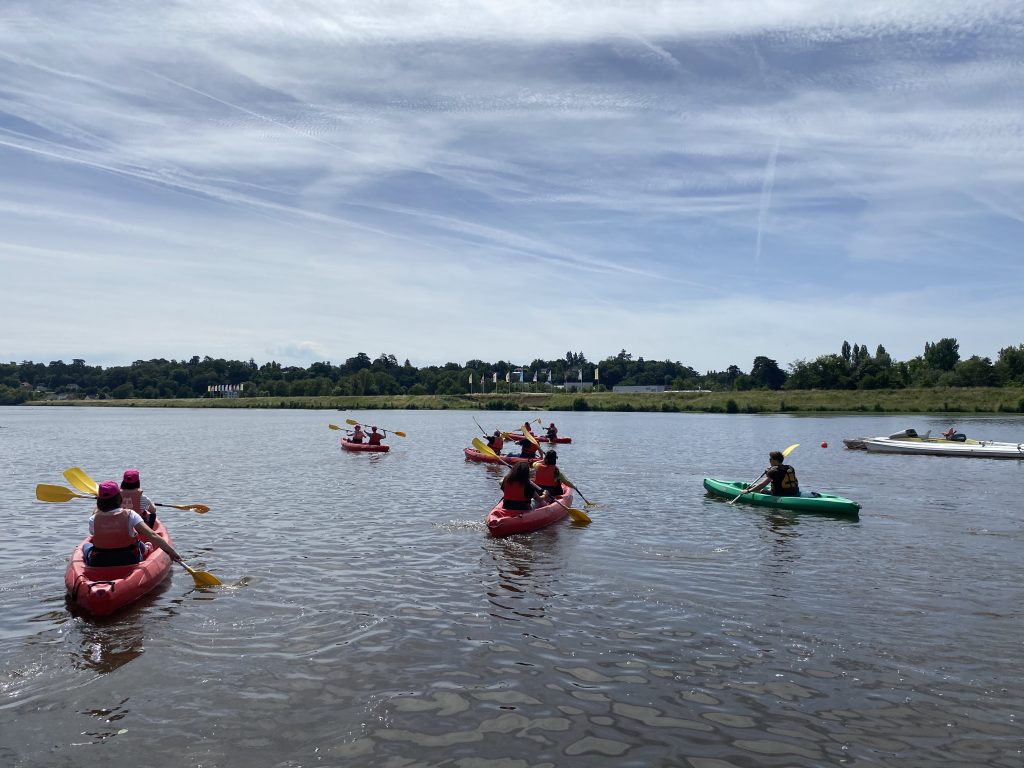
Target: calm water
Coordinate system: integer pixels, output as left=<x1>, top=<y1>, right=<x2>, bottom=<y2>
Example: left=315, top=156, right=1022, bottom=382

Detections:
left=1, top=406, right=1022, bottom=767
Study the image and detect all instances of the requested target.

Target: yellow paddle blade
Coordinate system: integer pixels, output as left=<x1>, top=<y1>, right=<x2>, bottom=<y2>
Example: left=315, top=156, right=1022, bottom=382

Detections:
left=782, top=443, right=800, bottom=457
left=180, top=561, right=222, bottom=587
left=328, top=423, right=344, bottom=431
left=36, top=483, right=93, bottom=503
left=391, top=431, right=407, bottom=438
left=345, top=418, right=360, bottom=426
left=550, top=496, right=591, bottom=523
left=154, top=502, right=210, bottom=514
left=64, top=467, right=98, bottom=495
left=472, top=437, right=499, bottom=458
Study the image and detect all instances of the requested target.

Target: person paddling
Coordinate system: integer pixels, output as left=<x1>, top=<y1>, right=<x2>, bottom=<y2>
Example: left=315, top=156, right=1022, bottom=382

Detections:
left=367, top=426, right=387, bottom=446
left=545, top=422, right=558, bottom=441
left=499, top=461, right=548, bottom=512
left=84, top=480, right=182, bottom=567
left=347, top=424, right=366, bottom=444
left=120, top=468, right=157, bottom=527
left=741, top=450, right=800, bottom=497
left=514, top=438, right=540, bottom=460
left=533, top=450, right=572, bottom=497
left=485, top=429, right=504, bottom=453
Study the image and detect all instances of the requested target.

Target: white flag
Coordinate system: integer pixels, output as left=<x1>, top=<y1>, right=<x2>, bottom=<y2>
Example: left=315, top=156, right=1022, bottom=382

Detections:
left=594, top=367, right=599, bottom=381
left=578, top=369, right=583, bottom=382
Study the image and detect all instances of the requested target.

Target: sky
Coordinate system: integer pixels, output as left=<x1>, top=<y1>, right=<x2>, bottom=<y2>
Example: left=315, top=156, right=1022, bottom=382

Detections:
left=1, top=1, right=1023, bottom=373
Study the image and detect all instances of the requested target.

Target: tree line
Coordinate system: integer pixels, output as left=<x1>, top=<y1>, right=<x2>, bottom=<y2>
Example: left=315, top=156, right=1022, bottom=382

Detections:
left=2, top=339, right=1023, bottom=405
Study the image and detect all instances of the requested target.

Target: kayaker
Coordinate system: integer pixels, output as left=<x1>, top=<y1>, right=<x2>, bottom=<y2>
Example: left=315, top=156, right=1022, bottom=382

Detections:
left=743, top=451, right=800, bottom=497
left=84, top=480, right=182, bottom=567
left=367, top=426, right=386, bottom=446
left=120, top=468, right=157, bottom=527
left=347, top=424, right=366, bottom=443
left=545, top=422, right=558, bottom=441
left=533, top=450, right=571, bottom=496
left=514, top=438, right=540, bottom=460
left=499, top=461, right=548, bottom=511
left=522, top=421, right=535, bottom=436
left=485, top=430, right=504, bottom=453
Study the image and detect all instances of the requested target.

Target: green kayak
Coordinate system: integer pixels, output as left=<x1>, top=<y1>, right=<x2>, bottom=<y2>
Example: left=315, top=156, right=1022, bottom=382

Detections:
left=703, top=477, right=861, bottom=516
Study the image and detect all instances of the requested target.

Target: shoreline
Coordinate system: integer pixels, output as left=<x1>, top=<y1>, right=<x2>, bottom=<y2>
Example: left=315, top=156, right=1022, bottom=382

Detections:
left=20, top=387, right=1024, bottom=415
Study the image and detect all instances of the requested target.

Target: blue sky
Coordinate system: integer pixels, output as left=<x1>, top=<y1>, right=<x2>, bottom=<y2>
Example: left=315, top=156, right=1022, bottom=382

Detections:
left=2, top=1, right=1022, bottom=372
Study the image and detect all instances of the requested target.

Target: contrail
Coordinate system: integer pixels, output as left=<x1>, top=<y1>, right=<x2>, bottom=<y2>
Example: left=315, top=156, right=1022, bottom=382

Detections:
left=754, top=137, right=780, bottom=268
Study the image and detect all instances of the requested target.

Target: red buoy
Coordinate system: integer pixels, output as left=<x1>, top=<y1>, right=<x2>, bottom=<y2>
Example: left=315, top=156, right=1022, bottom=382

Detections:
left=820, top=441, right=828, bottom=448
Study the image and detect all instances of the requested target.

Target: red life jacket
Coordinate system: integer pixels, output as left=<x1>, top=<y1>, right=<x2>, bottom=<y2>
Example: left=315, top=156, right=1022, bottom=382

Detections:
left=121, top=488, right=143, bottom=513
left=502, top=479, right=528, bottom=502
left=91, top=509, right=139, bottom=549
left=534, top=463, right=558, bottom=487
left=367, top=432, right=384, bottom=445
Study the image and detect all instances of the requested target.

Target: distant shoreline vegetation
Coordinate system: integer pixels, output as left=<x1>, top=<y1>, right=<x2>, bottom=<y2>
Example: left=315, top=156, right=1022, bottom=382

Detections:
left=4, top=338, right=1024, bottom=412
left=18, top=390, right=1024, bottom=416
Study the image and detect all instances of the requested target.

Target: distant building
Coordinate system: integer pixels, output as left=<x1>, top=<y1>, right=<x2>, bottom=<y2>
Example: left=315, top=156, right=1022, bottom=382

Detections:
left=560, top=381, right=594, bottom=392
left=612, top=385, right=666, bottom=393
left=207, top=383, right=248, bottom=398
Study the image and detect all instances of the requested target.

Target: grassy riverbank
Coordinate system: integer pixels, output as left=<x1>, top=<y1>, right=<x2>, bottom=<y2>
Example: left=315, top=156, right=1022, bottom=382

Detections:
left=29, top=387, right=1024, bottom=414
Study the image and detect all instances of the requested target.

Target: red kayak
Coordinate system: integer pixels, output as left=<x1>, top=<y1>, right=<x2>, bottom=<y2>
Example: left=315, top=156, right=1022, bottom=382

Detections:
left=341, top=439, right=389, bottom=452
left=487, top=489, right=575, bottom=537
left=464, top=447, right=538, bottom=465
left=65, top=520, right=174, bottom=617
left=505, top=432, right=572, bottom=444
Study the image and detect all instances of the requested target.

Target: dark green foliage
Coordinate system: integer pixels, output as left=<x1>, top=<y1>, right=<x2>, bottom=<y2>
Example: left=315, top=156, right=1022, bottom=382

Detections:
left=571, top=397, right=590, bottom=411
left=726, top=399, right=739, bottom=413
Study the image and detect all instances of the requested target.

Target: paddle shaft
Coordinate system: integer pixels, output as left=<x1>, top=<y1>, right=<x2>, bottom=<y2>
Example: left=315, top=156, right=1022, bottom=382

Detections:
left=345, top=418, right=405, bottom=437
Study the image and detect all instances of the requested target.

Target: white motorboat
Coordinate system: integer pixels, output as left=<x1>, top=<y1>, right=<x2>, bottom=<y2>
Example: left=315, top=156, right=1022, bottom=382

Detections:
left=860, top=428, right=1024, bottom=459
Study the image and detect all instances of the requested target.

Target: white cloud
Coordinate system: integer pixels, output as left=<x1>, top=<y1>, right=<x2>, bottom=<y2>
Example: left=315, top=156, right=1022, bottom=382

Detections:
left=1, top=1, right=1021, bottom=370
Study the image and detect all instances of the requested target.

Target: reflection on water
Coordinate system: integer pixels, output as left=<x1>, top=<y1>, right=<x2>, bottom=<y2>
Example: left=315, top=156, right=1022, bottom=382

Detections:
left=2, top=407, right=1024, bottom=767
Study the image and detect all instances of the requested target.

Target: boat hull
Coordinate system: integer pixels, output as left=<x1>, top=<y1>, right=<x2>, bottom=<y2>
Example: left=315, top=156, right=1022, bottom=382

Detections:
left=341, top=439, right=389, bottom=452
left=463, top=448, right=538, bottom=465
left=703, top=478, right=860, bottom=516
left=505, top=432, right=572, bottom=444
left=861, top=437, right=1023, bottom=459
left=487, top=490, right=574, bottom=537
left=64, top=521, right=174, bottom=616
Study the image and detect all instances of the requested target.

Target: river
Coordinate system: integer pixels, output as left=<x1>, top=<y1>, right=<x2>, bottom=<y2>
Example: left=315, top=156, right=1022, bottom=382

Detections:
left=1, top=406, right=1022, bottom=767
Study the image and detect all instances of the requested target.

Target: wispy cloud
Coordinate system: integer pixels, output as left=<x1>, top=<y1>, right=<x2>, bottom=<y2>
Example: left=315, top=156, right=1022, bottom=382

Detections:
left=1, top=1, right=1021, bottom=368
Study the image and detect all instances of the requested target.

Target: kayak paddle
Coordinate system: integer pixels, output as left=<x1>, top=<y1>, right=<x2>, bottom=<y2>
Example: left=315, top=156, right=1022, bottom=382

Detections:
left=178, top=560, right=222, bottom=587
left=728, top=443, right=800, bottom=504
left=344, top=418, right=406, bottom=437
left=63, top=467, right=210, bottom=514
left=36, top=483, right=95, bottom=503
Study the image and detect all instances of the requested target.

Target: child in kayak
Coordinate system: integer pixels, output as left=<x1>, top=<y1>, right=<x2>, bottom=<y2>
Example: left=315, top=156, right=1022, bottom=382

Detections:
left=120, top=468, right=157, bottom=527
left=485, top=430, right=504, bottom=453
left=84, top=480, right=182, bottom=567
left=533, top=450, right=572, bottom=497
left=499, top=461, right=548, bottom=511
left=347, top=424, right=366, bottom=443
left=513, top=438, right=540, bottom=460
